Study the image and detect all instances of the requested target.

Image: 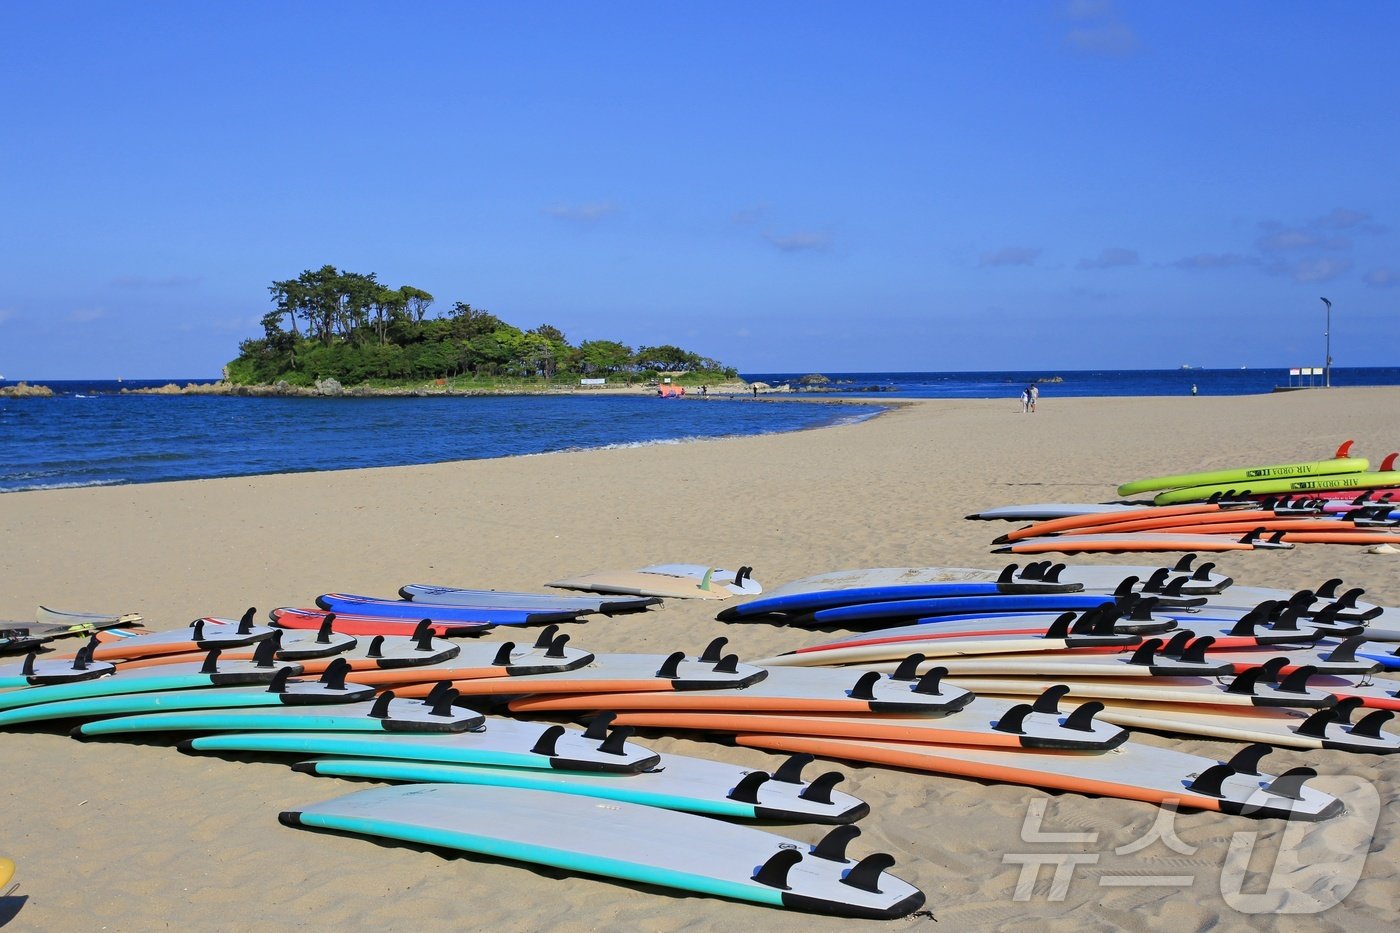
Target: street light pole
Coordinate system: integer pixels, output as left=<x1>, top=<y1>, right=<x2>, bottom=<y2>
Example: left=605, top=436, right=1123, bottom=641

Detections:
left=1320, top=297, right=1332, bottom=388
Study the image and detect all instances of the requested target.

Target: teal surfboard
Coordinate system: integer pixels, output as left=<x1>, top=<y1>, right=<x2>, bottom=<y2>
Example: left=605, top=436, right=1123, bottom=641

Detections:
left=280, top=783, right=923, bottom=918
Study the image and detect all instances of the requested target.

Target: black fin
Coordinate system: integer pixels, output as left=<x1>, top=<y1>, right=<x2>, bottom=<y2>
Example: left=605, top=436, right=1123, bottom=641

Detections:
left=1265, top=767, right=1317, bottom=801
left=1020, top=561, right=1044, bottom=580
left=252, top=635, right=278, bottom=668
left=367, top=635, right=385, bottom=659
left=1331, top=696, right=1364, bottom=723
left=1322, top=636, right=1364, bottom=663
left=849, top=670, right=882, bottom=701
left=713, top=653, right=741, bottom=674
left=912, top=666, right=946, bottom=696
left=699, top=636, right=728, bottom=663
left=1162, top=576, right=1188, bottom=597
left=315, top=614, right=335, bottom=644
left=1112, top=576, right=1138, bottom=598
left=533, top=624, right=560, bottom=650
left=530, top=724, right=565, bottom=756
left=726, top=771, right=769, bottom=804
left=993, top=703, right=1032, bottom=735
left=799, top=771, right=844, bottom=804
left=655, top=651, right=685, bottom=679
left=1143, top=568, right=1169, bottom=592
left=1179, top=635, right=1215, bottom=665
left=319, top=657, right=349, bottom=690
left=1276, top=666, right=1317, bottom=694
left=21, top=652, right=36, bottom=675
left=1127, top=638, right=1163, bottom=666
left=890, top=653, right=926, bottom=681
left=412, top=620, right=435, bottom=651
left=491, top=642, right=517, bottom=666
left=1227, top=743, right=1271, bottom=776
left=1090, top=611, right=1120, bottom=637
left=237, top=607, right=256, bottom=635
left=1063, top=701, right=1104, bottom=732
left=582, top=712, right=617, bottom=740
left=997, top=564, right=1016, bottom=584
left=1257, top=657, right=1288, bottom=682
left=813, top=824, right=861, bottom=863
left=1032, top=685, right=1070, bottom=714
left=1188, top=763, right=1233, bottom=797
left=1350, top=709, right=1395, bottom=739
left=1173, top=553, right=1197, bottom=572
left=1295, top=708, right=1336, bottom=738
left=773, top=754, right=814, bottom=785
left=752, top=849, right=802, bottom=890
left=1269, top=608, right=1301, bottom=632
left=191, top=618, right=205, bottom=641
left=429, top=689, right=459, bottom=717
left=598, top=726, right=634, bottom=756
left=1226, top=668, right=1264, bottom=695
left=546, top=633, right=570, bottom=659
left=1160, top=630, right=1194, bottom=659
left=1315, top=578, right=1344, bottom=600
left=735, top=567, right=752, bottom=587
left=369, top=691, right=395, bottom=719
left=1334, top=587, right=1364, bottom=610
left=1045, top=613, right=1074, bottom=639
left=265, top=666, right=293, bottom=694
left=1192, top=560, right=1216, bottom=580
left=841, top=853, right=896, bottom=894
left=424, top=680, right=453, bottom=703
left=199, top=648, right=222, bottom=673
left=1228, top=617, right=1259, bottom=637
left=1045, top=563, right=1065, bottom=583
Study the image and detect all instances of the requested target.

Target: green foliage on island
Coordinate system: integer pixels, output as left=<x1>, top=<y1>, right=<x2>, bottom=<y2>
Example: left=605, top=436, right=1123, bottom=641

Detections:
left=228, top=264, right=739, bottom=387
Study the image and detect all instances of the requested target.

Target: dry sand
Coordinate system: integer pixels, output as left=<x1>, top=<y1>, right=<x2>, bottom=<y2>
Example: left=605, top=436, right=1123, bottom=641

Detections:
left=1, top=388, right=1398, bottom=931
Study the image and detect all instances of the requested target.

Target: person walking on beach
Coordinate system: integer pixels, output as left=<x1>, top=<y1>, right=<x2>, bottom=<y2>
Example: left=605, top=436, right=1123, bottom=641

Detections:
left=1019, top=387, right=1031, bottom=413
left=1028, top=383, right=1038, bottom=413
left=1191, top=383, right=1198, bottom=397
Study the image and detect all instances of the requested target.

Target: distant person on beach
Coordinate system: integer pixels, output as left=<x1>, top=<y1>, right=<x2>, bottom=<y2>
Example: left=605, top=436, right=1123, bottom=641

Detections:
left=1028, top=384, right=1038, bottom=413
left=1019, top=387, right=1030, bottom=413
left=701, top=385, right=707, bottom=397
left=1191, top=383, right=1198, bottom=396
left=752, top=385, right=758, bottom=397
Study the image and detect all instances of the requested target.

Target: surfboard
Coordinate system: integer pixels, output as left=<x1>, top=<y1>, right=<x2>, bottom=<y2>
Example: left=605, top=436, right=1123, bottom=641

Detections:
left=1116, top=448, right=1368, bottom=496
left=1089, top=698, right=1399, bottom=754
left=507, top=664, right=975, bottom=715
left=0, top=648, right=299, bottom=713
left=636, top=564, right=764, bottom=595
left=270, top=606, right=496, bottom=638
left=733, top=736, right=1339, bottom=820
left=291, top=748, right=870, bottom=824
left=0, top=650, right=115, bottom=688
left=965, top=503, right=1141, bottom=522
left=943, top=671, right=1339, bottom=709
left=603, top=693, right=1130, bottom=751
left=994, top=503, right=1245, bottom=542
left=848, top=638, right=1232, bottom=679
left=398, top=584, right=661, bottom=614
left=389, top=650, right=770, bottom=699
left=1009, top=556, right=1235, bottom=595
left=280, top=783, right=924, bottom=918
left=117, top=624, right=464, bottom=673
left=993, top=532, right=1289, bottom=554
left=1154, top=470, right=1400, bottom=506
left=74, top=692, right=487, bottom=737
left=181, top=719, right=662, bottom=773
left=2, top=611, right=140, bottom=652
left=802, top=594, right=1157, bottom=627
left=545, top=570, right=737, bottom=600
left=83, top=615, right=278, bottom=662
left=314, top=594, right=587, bottom=626
left=714, top=577, right=1084, bottom=622
left=0, top=665, right=374, bottom=727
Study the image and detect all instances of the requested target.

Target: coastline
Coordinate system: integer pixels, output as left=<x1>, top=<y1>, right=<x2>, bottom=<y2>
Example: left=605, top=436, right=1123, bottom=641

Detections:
left=2, top=389, right=1399, bottom=930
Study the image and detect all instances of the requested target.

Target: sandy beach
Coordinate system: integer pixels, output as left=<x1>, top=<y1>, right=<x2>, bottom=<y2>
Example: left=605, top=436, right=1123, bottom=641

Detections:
left=2, top=388, right=1398, bottom=931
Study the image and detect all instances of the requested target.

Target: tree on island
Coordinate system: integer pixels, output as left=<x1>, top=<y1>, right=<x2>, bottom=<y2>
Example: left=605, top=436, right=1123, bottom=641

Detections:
left=229, top=265, right=737, bottom=387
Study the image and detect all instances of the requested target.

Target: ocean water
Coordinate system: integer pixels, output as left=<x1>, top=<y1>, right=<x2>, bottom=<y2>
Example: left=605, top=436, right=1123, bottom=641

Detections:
left=3, top=368, right=1397, bottom=492
left=0, top=385, right=881, bottom=492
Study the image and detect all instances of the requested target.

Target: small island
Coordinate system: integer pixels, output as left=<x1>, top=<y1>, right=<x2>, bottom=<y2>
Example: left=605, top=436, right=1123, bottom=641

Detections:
left=202, top=265, right=739, bottom=396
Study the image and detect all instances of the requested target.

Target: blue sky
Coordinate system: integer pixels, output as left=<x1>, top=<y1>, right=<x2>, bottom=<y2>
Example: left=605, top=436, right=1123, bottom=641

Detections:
left=2, top=1, right=1397, bottom=378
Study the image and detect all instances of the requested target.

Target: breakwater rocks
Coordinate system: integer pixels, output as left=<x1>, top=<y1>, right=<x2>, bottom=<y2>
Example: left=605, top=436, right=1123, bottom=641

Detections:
left=0, top=382, right=55, bottom=398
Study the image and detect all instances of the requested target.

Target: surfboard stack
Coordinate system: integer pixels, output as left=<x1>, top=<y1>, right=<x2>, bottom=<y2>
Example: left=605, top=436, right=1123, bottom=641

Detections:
left=969, top=444, right=1400, bottom=553
left=721, top=561, right=1400, bottom=776
left=0, top=619, right=933, bottom=917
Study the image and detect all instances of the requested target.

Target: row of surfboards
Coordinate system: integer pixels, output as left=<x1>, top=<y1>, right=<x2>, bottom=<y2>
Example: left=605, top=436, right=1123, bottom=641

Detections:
left=966, top=445, right=1400, bottom=553
left=5, top=555, right=1396, bottom=917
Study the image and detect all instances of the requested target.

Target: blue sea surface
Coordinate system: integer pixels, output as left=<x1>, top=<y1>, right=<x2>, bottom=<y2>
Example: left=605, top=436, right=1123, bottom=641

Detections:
left=0, top=384, right=881, bottom=492
left=3, top=368, right=1397, bottom=492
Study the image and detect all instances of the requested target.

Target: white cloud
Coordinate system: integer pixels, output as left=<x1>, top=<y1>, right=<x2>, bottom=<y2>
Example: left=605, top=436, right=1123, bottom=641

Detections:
left=544, top=201, right=619, bottom=224
left=1364, top=267, right=1400, bottom=288
left=763, top=230, right=830, bottom=252
left=1171, top=253, right=1254, bottom=270
left=980, top=247, right=1041, bottom=267
left=1271, top=257, right=1352, bottom=283
left=1077, top=247, right=1139, bottom=270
